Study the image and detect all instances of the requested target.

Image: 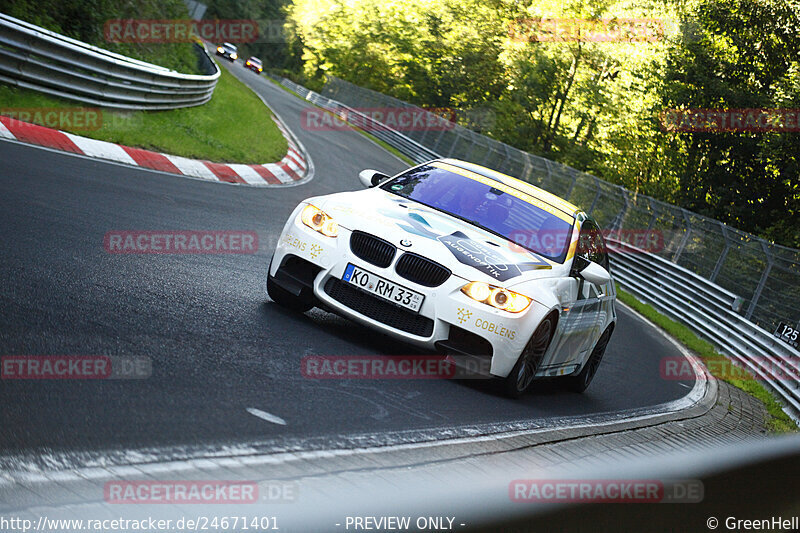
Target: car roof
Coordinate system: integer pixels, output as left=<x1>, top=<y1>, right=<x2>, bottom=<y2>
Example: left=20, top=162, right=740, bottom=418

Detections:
left=248, top=57, right=262, bottom=62
left=222, top=42, right=236, bottom=48
left=435, top=158, right=582, bottom=218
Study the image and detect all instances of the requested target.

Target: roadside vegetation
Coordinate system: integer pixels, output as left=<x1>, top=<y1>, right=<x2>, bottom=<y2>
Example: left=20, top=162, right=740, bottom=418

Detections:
left=4, top=0, right=797, bottom=246
left=275, top=0, right=800, bottom=248
left=0, top=0, right=204, bottom=74
left=616, top=284, right=797, bottom=434
left=0, top=66, right=287, bottom=164
left=0, top=0, right=287, bottom=162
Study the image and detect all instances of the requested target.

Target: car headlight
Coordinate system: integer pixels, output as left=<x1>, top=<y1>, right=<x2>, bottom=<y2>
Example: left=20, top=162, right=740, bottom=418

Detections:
left=461, top=282, right=531, bottom=313
left=231, top=53, right=238, bottom=59
left=217, top=47, right=223, bottom=53
left=301, top=204, right=338, bottom=237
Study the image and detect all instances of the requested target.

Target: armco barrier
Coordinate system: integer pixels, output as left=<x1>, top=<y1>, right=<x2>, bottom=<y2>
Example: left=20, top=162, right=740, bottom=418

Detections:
left=608, top=238, right=800, bottom=419
left=278, top=77, right=438, bottom=163
left=279, top=74, right=800, bottom=421
left=0, top=13, right=220, bottom=110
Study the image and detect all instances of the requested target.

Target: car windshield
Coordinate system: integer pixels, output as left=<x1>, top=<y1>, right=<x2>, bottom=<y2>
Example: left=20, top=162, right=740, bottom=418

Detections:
left=381, top=164, right=575, bottom=262
left=223, top=43, right=236, bottom=51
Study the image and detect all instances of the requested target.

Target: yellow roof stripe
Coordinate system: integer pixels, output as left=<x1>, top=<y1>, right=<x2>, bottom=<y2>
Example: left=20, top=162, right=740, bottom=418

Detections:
left=441, top=159, right=581, bottom=215
left=433, top=161, right=576, bottom=224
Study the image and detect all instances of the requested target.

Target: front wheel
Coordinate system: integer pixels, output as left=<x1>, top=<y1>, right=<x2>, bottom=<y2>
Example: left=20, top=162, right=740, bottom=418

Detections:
left=564, top=328, right=612, bottom=393
left=502, top=317, right=553, bottom=398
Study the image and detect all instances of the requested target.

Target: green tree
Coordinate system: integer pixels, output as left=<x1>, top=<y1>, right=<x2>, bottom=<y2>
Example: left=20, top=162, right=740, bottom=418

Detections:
left=283, top=0, right=799, bottom=245
left=660, top=0, right=800, bottom=245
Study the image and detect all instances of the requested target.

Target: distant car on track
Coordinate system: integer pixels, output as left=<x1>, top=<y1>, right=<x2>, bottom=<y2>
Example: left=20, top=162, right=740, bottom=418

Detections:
left=215, top=42, right=238, bottom=62
left=245, top=57, right=263, bottom=74
left=267, top=159, right=616, bottom=397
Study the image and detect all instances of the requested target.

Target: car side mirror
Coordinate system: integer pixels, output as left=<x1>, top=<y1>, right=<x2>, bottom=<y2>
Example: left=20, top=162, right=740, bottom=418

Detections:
left=358, top=169, right=389, bottom=188
left=579, top=260, right=611, bottom=286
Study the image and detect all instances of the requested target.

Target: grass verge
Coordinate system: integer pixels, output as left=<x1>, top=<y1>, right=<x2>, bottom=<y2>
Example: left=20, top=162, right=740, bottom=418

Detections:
left=0, top=66, right=287, bottom=164
left=616, top=284, right=797, bottom=434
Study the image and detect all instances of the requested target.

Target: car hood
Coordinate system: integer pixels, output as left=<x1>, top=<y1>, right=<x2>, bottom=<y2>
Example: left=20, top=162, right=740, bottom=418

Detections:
left=315, top=188, right=567, bottom=285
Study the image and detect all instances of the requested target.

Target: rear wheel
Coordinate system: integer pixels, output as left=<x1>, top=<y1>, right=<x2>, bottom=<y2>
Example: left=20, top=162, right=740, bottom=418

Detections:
left=266, top=260, right=314, bottom=313
left=502, top=317, right=554, bottom=398
left=564, top=328, right=612, bottom=393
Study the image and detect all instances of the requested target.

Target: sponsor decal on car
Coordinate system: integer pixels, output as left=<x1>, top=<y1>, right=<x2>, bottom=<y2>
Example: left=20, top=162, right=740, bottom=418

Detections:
left=369, top=203, right=553, bottom=280
left=474, top=318, right=517, bottom=340
left=438, top=231, right=549, bottom=281
left=283, top=234, right=324, bottom=259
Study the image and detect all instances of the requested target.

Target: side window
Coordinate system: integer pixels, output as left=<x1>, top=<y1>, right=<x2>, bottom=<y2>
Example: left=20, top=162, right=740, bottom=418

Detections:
left=596, top=233, right=610, bottom=272
left=577, top=219, right=610, bottom=271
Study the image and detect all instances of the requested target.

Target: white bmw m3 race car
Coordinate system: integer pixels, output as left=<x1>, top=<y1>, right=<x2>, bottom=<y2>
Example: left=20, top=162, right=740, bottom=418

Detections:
left=267, top=159, right=616, bottom=397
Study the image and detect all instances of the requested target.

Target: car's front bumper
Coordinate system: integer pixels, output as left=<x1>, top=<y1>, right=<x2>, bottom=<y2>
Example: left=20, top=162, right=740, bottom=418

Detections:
left=268, top=204, right=553, bottom=378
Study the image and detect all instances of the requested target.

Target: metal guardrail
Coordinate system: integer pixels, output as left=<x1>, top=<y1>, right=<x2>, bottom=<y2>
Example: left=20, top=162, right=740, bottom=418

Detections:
left=279, top=78, right=439, bottom=163
left=279, top=74, right=800, bottom=421
left=0, top=13, right=220, bottom=110
left=608, top=238, right=800, bottom=420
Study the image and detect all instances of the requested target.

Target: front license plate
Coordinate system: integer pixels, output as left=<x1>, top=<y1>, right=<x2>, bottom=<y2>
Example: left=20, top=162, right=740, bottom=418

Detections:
left=342, top=263, right=424, bottom=312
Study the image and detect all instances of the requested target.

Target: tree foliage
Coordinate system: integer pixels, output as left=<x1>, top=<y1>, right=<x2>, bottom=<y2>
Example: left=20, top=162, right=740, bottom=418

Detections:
left=284, top=0, right=800, bottom=246
left=660, top=0, right=800, bottom=246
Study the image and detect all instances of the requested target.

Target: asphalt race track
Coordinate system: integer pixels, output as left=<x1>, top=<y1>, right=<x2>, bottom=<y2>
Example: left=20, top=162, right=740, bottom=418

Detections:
left=0, top=61, right=692, bottom=465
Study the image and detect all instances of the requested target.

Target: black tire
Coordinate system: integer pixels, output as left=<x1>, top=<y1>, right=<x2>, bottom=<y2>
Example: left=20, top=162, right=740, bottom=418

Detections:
left=564, top=328, right=612, bottom=393
left=502, top=316, right=554, bottom=398
left=266, top=261, right=314, bottom=313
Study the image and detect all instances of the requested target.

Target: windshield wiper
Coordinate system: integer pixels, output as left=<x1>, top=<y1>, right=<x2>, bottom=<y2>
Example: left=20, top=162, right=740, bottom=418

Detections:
left=459, top=217, right=500, bottom=237
left=459, top=217, right=553, bottom=260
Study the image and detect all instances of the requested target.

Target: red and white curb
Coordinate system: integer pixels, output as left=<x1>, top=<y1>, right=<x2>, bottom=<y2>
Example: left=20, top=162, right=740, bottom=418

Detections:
left=0, top=114, right=311, bottom=187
